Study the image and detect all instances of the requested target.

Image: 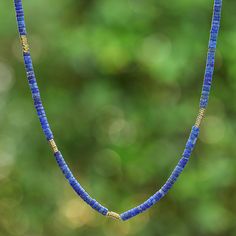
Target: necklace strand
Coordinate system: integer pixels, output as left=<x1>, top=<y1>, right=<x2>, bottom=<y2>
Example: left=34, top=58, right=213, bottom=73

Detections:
left=13, top=0, right=222, bottom=221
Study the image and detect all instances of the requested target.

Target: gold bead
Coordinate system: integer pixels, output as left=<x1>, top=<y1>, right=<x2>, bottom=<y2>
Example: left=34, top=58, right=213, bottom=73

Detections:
left=20, top=35, right=30, bottom=53
left=106, top=211, right=121, bottom=220
left=195, top=108, right=206, bottom=128
left=48, top=139, right=58, bottom=153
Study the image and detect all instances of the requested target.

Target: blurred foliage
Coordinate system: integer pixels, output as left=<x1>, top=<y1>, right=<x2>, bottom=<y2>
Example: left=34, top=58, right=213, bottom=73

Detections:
left=0, top=0, right=236, bottom=235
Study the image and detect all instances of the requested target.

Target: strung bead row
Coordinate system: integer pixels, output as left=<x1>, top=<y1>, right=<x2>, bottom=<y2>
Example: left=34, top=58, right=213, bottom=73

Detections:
left=200, top=0, right=222, bottom=108
left=13, top=0, right=222, bottom=221
left=55, top=151, right=109, bottom=216
left=120, top=126, right=199, bottom=220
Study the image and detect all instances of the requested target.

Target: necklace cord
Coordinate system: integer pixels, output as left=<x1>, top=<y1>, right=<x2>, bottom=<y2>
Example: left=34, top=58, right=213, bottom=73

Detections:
left=13, top=0, right=222, bottom=221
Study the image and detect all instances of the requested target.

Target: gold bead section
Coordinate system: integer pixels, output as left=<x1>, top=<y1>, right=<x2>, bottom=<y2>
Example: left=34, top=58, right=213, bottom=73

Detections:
left=49, top=139, right=59, bottom=153
left=106, top=211, right=121, bottom=220
left=195, top=108, right=206, bottom=128
left=20, top=35, right=30, bottom=53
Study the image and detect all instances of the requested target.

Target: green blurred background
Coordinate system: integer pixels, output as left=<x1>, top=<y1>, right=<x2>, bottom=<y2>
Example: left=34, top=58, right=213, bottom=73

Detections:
left=0, top=0, right=236, bottom=235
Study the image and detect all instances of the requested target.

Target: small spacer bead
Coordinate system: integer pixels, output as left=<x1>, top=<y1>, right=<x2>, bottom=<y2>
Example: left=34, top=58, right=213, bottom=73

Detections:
left=20, top=35, right=30, bottom=53
left=195, top=108, right=206, bottom=128
left=48, top=139, right=58, bottom=153
left=106, top=211, right=121, bottom=220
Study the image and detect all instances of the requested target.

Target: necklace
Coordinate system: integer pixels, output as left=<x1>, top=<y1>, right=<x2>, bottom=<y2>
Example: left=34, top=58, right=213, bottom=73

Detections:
left=13, top=0, right=222, bottom=221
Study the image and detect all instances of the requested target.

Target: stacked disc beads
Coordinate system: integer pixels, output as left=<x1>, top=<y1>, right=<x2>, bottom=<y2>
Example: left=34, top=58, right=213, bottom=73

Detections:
left=14, top=0, right=222, bottom=221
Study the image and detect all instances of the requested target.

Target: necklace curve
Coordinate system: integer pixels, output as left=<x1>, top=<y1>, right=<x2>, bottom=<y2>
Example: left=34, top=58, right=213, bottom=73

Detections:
left=13, top=0, right=222, bottom=221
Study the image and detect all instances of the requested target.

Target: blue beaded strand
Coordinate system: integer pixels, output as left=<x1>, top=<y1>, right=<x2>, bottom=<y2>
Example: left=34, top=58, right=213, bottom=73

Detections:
left=55, top=151, right=108, bottom=215
left=120, top=126, right=199, bottom=220
left=200, top=0, right=222, bottom=108
left=13, top=0, right=222, bottom=221
left=14, top=0, right=109, bottom=216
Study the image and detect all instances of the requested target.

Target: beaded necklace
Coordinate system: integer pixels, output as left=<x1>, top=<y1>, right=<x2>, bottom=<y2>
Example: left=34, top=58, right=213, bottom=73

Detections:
left=13, top=0, right=222, bottom=221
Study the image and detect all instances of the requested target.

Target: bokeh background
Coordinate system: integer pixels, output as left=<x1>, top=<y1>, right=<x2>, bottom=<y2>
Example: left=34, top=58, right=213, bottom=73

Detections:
left=0, top=0, right=236, bottom=235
